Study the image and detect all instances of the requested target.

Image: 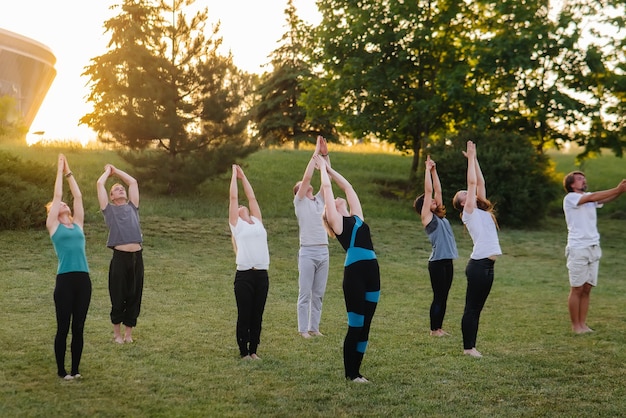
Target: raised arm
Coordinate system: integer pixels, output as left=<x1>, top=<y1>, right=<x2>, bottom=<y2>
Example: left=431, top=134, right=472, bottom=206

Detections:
left=314, top=155, right=342, bottom=234
left=474, top=151, right=487, bottom=202
left=110, top=165, right=139, bottom=208
left=464, top=141, right=477, bottom=214
left=431, top=158, right=443, bottom=207
left=239, top=166, right=262, bottom=221
left=579, top=179, right=626, bottom=205
left=64, top=157, right=84, bottom=228
left=96, top=165, right=113, bottom=210
left=318, top=135, right=331, bottom=169
left=296, top=138, right=321, bottom=199
left=325, top=164, right=363, bottom=220
left=46, top=154, right=65, bottom=233
left=421, top=156, right=435, bottom=226
left=229, top=165, right=240, bottom=227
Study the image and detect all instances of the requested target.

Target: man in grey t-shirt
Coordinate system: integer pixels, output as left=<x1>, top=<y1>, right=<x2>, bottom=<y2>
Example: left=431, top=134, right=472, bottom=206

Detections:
left=97, top=164, right=144, bottom=344
left=293, top=136, right=331, bottom=338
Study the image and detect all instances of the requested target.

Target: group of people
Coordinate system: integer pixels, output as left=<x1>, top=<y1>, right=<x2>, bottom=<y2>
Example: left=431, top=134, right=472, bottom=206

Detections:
left=47, top=136, right=625, bottom=383
left=230, top=136, right=380, bottom=382
left=414, top=141, right=626, bottom=362
left=414, top=141, right=501, bottom=358
left=46, top=154, right=144, bottom=380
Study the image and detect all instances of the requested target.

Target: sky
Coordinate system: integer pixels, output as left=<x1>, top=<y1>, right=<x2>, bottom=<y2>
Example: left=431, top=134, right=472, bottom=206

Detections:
left=0, top=0, right=320, bottom=144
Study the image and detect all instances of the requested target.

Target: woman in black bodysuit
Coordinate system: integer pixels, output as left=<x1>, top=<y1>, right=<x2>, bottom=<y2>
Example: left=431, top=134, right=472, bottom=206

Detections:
left=313, top=155, right=380, bottom=383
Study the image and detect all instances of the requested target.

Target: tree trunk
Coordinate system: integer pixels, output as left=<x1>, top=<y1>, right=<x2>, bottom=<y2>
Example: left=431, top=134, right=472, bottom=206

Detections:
left=408, top=136, right=422, bottom=195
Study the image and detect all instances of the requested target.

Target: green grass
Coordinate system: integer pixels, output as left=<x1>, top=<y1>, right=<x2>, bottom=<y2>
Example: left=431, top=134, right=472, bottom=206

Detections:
left=1, top=142, right=626, bottom=417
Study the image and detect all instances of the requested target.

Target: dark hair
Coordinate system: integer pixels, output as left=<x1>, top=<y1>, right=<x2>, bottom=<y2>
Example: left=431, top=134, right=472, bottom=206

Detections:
left=563, top=171, right=584, bottom=192
left=413, top=194, right=425, bottom=214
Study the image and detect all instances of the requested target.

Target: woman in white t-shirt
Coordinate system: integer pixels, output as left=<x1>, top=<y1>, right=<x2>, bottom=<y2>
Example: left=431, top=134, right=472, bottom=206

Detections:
left=229, top=164, right=270, bottom=360
left=453, top=141, right=502, bottom=358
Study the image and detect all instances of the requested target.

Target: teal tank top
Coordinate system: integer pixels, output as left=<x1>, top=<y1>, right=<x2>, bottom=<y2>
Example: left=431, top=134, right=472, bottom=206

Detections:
left=50, top=224, right=89, bottom=274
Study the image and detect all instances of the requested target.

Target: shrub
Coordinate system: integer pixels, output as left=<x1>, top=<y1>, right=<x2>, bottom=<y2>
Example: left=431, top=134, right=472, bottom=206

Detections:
left=0, top=151, right=52, bottom=230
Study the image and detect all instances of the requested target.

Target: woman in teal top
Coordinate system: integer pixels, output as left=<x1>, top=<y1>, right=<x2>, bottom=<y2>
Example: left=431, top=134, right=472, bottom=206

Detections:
left=46, top=154, right=91, bottom=381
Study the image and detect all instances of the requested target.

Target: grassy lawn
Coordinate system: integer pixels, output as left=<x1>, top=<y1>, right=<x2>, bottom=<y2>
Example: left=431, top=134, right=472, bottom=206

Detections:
left=1, top=142, right=625, bottom=417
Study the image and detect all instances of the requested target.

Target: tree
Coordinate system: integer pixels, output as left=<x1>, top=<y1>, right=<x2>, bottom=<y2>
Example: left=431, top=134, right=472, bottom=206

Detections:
left=474, top=0, right=618, bottom=156
left=301, top=0, right=490, bottom=186
left=303, top=0, right=626, bottom=190
left=583, top=0, right=626, bottom=159
left=251, top=0, right=335, bottom=149
left=81, top=0, right=257, bottom=194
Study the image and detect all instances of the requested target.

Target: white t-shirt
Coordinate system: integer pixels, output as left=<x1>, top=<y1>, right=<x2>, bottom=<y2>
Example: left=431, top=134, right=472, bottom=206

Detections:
left=294, top=191, right=328, bottom=247
left=230, top=216, right=270, bottom=270
left=462, top=208, right=502, bottom=260
left=563, top=192, right=602, bottom=248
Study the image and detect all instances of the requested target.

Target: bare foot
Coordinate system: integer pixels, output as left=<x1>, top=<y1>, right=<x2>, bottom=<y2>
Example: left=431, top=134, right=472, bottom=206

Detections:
left=430, top=329, right=450, bottom=337
left=300, top=332, right=311, bottom=339
left=309, top=331, right=324, bottom=337
left=124, top=326, right=133, bottom=342
left=241, top=355, right=252, bottom=360
left=250, top=353, right=261, bottom=360
left=113, top=336, right=124, bottom=344
left=463, top=348, right=483, bottom=358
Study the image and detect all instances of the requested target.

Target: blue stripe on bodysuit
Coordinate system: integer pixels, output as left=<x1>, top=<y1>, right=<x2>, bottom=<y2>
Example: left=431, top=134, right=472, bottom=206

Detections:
left=365, top=290, right=380, bottom=303
left=344, top=216, right=377, bottom=266
left=356, top=341, right=368, bottom=353
left=347, top=311, right=365, bottom=327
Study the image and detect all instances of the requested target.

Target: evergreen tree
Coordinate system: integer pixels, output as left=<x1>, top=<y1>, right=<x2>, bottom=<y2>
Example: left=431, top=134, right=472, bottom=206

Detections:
left=81, top=0, right=256, bottom=194
left=251, top=0, right=335, bottom=150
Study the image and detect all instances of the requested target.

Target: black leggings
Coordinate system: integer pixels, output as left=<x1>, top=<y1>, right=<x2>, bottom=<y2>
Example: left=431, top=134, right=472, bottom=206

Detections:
left=109, top=249, right=144, bottom=327
left=461, top=258, right=494, bottom=350
left=234, top=269, right=269, bottom=357
left=428, top=259, right=454, bottom=331
left=343, top=259, right=380, bottom=380
left=54, top=272, right=92, bottom=377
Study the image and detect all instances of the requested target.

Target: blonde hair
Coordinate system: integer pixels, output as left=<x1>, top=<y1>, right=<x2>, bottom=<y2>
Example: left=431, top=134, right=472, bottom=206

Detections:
left=45, top=201, right=73, bottom=222
left=321, top=211, right=336, bottom=238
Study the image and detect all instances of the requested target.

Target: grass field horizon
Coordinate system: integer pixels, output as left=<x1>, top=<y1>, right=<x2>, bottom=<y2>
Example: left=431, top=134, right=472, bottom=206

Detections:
left=1, top=141, right=625, bottom=417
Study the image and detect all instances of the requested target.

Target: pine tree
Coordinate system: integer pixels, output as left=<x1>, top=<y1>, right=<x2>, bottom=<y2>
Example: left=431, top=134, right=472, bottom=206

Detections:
left=81, top=0, right=257, bottom=194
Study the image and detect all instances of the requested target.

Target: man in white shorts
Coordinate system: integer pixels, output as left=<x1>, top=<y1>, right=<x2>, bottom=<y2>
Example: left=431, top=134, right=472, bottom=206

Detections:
left=562, top=171, right=626, bottom=333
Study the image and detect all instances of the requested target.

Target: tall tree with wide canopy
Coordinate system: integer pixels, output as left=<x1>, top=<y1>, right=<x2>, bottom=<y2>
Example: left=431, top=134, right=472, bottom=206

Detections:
left=583, top=0, right=626, bottom=158
left=81, top=0, right=256, bottom=194
left=251, top=0, right=335, bottom=149
left=303, top=0, right=625, bottom=186
left=301, top=0, right=491, bottom=184
left=475, top=0, right=620, bottom=155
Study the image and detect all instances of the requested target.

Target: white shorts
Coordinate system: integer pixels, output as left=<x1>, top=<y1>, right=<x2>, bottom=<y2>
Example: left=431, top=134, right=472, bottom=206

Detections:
left=565, top=245, right=602, bottom=287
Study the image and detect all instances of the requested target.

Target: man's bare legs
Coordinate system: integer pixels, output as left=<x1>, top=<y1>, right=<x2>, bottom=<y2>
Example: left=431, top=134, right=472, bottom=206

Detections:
left=124, top=326, right=133, bottom=343
left=113, top=323, right=134, bottom=343
left=568, top=283, right=593, bottom=333
left=113, top=323, right=124, bottom=344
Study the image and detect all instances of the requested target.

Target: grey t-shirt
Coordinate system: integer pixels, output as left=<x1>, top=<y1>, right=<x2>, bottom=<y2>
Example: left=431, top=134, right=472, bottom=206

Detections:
left=425, top=215, right=458, bottom=261
left=294, top=191, right=328, bottom=247
left=103, top=202, right=143, bottom=248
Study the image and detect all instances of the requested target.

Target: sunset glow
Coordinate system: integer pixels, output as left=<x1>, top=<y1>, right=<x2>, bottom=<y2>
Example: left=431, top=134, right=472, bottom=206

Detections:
left=2, top=0, right=320, bottom=145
